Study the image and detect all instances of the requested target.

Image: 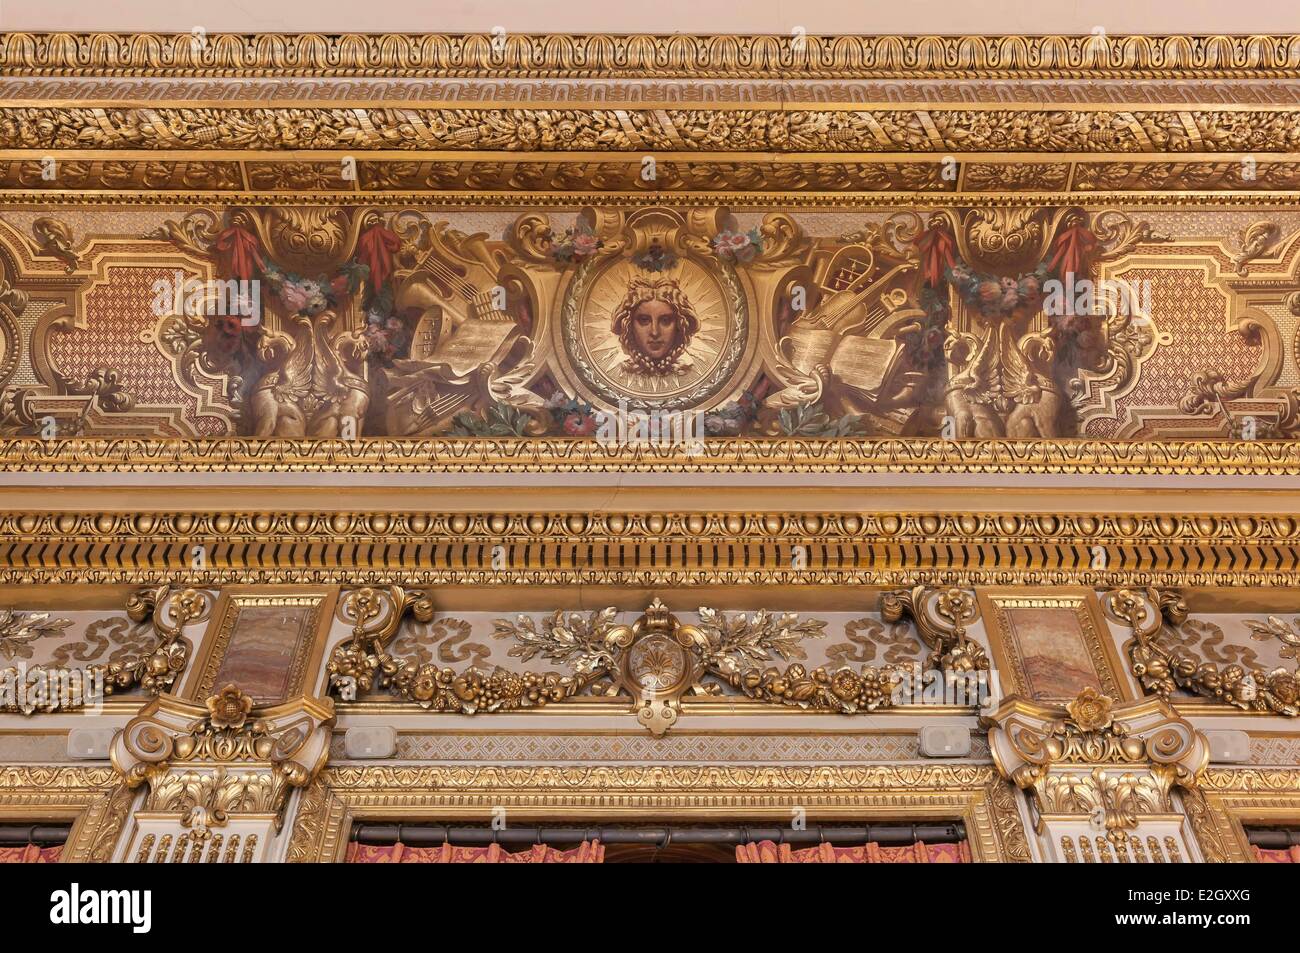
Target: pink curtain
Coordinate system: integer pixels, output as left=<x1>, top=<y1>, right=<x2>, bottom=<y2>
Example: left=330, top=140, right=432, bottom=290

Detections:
left=346, top=841, right=604, bottom=863
left=735, top=841, right=971, bottom=863
left=1253, top=845, right=1300, bottom=863
left=0, top=844, right=62, bottom=863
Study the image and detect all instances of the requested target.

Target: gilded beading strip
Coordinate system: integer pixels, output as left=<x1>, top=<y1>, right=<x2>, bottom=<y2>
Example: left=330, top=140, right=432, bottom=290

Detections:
left=4, top=190, right=1300, bottom=208
left=5, top=33, right=1300, bottom=79
left=1, top=436, right=1300, bottom=474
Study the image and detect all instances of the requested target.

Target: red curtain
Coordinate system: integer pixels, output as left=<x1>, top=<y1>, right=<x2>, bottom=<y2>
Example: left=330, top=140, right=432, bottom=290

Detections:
left=735, top=840, right=971, bottom=863
left=346, top=841, right=604, bottom=863
left=1253, top=845, right=1300, bottom=863
left=0, top=845, right=62, bottom=863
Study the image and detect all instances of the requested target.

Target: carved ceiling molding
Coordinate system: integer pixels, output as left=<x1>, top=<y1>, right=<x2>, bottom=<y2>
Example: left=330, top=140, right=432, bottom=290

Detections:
left=0, top=509, right=1293, bottom=587
left=4, top=33, right=1300, bottom=79
left=3, top=104, right=1299, bottom=156
left=6, top=158, right=1300, bottom=201
left=7, top=79, right=1300, bottom=107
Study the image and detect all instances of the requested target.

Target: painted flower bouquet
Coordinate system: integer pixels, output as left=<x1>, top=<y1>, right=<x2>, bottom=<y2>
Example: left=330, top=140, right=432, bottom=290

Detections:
left=544, top=391, right=599, bottom=436
left=550, top=224, right=604, bottom=265
left=711, top=227, right=764, bottom=264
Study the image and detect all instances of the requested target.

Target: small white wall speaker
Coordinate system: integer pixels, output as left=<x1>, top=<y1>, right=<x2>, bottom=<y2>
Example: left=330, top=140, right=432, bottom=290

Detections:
left=67, top=727, right=115, bottom=760
left=344, top=725, right=397, bottom=759
left=919, top=725, right=971, bottom=758
left=1204, top=729, right=1250, bottom=764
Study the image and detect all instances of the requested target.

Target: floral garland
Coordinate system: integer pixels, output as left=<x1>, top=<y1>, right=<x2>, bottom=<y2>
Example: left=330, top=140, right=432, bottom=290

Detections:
left=946, top=262, right=1049, bottom=318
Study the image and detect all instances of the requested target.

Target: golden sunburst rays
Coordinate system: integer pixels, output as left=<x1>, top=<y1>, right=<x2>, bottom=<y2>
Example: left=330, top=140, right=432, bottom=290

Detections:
left=580, top=258, right=731, bottom=399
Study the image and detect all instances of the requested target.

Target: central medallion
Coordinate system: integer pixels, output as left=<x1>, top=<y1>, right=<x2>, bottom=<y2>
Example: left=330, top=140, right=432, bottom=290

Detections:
left=557, top=208, right=751, bottom=411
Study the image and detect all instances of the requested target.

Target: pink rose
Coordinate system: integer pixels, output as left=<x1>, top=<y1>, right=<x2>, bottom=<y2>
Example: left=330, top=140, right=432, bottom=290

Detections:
left=713, top=231, right=752, bottom=260
left=278, top=282, right=312, bottom=313
left=571, top=234, right=599, bottom=257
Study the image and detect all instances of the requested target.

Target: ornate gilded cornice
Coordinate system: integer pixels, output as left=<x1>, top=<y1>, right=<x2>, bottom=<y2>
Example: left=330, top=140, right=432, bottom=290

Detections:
left=4, top=33, right=1300, bottom=79
left=0, top=506, right=1294, bottom=587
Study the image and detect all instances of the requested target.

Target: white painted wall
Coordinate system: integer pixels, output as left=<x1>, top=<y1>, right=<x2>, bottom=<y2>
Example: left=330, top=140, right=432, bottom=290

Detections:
left=2, top=0, right=1298, bottom=35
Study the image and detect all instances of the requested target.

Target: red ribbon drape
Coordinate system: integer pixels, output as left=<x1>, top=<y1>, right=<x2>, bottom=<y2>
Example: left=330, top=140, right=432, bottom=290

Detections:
left=735, top=840, right=971, bottom=863
left=0, top=844, right=62, bottom=863
left=1046, top=223, right=1099, bottom=281
left=346, top=840, right=605, bottom=863
left=1253, top=845, right=1300, bottom=863
left=213, top=225, right=265, bottom=281
left=914, top=225, right=957, bottom=288
left=357, top=224, right=401, bottom=297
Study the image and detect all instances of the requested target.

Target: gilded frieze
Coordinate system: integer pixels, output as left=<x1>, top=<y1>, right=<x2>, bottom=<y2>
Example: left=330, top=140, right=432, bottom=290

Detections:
left=7, top=105, right=1300, bottom=155
left=0, top=201, right=1294, bottom=456
left=0, top=587, right=211, bottom=714
left=327, top=589, right=970, bottom=733
left=1109, top=587, right=1300, bottom=716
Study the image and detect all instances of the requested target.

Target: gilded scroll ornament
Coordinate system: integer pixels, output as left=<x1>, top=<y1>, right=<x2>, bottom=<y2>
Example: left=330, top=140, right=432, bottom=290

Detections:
left=880, top=586, right=989, bottom=674
left=112, top=687, right=334, bottom=832
left=984, top=688, right=1208, bottom=838
left=31, top=217, right=79, bottom=272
